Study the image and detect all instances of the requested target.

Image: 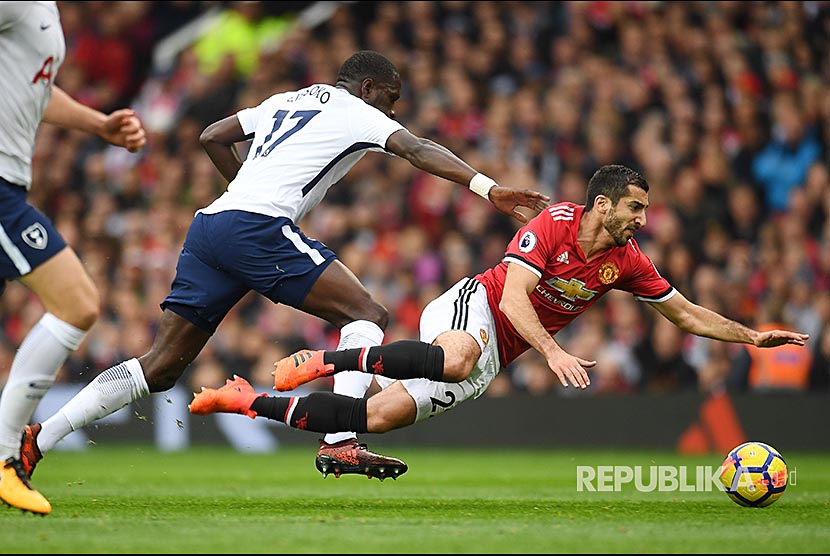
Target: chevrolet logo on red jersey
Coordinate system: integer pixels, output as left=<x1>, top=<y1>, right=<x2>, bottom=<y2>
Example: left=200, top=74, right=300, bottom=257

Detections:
left=545, top=277, right=598, bottom=302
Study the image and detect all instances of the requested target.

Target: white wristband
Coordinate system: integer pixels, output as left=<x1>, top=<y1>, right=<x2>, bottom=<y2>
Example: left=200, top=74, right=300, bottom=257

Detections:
left=469, top=173, right=497, bottom=199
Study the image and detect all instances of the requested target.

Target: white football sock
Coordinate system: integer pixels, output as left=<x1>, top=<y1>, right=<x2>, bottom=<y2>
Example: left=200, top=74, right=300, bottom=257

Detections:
left=324, top=320, right=383, bottom=445
left=38, top=358, right=149, bottom=453
left=0, top=313, right=86, bottom=460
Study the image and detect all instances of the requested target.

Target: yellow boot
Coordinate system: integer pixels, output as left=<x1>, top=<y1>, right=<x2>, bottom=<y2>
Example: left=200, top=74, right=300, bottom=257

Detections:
left=0, top=457, right=51, bottom=515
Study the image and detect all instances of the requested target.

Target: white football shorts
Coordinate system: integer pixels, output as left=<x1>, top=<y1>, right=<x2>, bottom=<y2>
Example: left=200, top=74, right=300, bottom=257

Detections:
left=374, top=276, right=501, bottom=423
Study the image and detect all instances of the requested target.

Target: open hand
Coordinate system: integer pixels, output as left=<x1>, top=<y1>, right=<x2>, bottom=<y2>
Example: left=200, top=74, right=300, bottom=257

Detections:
left=546, top=351, right=595, bottom=389
left=488, top=186, right=551, bottom=223
left=754, top=329, right=809, bottom=348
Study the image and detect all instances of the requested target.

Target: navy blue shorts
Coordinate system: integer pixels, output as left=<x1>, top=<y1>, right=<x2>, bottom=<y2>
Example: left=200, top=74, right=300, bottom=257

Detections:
left=0, top=177, right=67, bottom=280
left=161, top=211, right=337, bottom=334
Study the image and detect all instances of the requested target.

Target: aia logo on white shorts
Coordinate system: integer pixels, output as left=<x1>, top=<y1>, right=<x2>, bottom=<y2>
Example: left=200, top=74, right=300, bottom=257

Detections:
left=22, top=223, right=48, bottom=250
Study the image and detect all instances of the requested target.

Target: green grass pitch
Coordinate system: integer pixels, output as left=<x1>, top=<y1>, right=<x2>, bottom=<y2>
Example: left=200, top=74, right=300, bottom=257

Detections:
left=2, top=445, right=828, bottom=553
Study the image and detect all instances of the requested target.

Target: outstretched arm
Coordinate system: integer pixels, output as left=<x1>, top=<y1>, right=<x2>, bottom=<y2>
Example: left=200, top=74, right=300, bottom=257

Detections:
left=43, top=86, right=146, bottom=152
left=385, top=129, right=550, bottom=223
left=199, top=115, right=249, bottom=182
left=648, top=291, right=809, bottom=347
left=499, top=263, right=594, bottom=388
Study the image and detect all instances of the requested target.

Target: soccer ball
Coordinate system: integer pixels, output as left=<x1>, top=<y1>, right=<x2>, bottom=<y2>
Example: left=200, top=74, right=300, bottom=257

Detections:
left=719, top=441, right=788, bottom=507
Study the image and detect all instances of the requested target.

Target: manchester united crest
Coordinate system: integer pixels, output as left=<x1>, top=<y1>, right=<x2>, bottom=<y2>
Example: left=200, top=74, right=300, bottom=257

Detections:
left=598, top=261, right=620, bottom=285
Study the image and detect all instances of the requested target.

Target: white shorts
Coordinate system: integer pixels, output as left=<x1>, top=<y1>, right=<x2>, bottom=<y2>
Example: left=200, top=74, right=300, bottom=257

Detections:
left=374, top=277, right=501, bottom=423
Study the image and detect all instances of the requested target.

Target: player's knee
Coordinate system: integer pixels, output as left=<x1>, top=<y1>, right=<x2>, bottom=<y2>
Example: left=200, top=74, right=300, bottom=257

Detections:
left=442, top=353, right=473, bottom=382
left=367, top=407, right=414, bottom=433
left=49, top=284, right=100, bottom=330
left=355, top=302, right=389, bottom=330
left=67, top=294, right=100, bottom=331
left=366, top=412, right=398, bottom=434
left=366, top=386, right=416, bottom=432
left=330, top=300, right=388, bottom=330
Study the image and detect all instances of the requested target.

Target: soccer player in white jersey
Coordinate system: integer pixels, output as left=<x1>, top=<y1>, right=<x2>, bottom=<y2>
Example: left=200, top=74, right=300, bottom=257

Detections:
left=20, top=51, right=549, bottom=487
left=190, top=165, right=809, bottom=475
left=0, top=1, right=146, bottom=514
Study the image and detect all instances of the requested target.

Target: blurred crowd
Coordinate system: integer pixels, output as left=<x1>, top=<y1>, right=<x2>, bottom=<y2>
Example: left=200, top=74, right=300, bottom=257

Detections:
left=1, top=1, right=828, bottom=399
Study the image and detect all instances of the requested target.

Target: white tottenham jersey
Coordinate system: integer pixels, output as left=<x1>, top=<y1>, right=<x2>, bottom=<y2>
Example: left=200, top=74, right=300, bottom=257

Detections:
left=0, top=1, right=64, bottom=189
left=198, top=84, right=405, bottom=222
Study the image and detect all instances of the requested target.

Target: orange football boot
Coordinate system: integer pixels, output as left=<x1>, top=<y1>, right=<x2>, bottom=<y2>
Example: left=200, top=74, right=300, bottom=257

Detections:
left=272, top=350, right=335, bottom=391
left=0, top=457, right=51, bottom=515
left=189, top=375, right=265, bottom=419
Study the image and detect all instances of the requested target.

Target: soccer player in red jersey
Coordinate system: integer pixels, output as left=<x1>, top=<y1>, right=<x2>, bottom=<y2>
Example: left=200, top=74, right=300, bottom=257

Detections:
left=191, top=165, right=809, bottom=476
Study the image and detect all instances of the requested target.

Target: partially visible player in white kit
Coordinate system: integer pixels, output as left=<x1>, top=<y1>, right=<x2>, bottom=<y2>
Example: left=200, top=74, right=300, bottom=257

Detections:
left=21, top=50, right=549, bottom=486
left=0, top=1, right=145, bottom=514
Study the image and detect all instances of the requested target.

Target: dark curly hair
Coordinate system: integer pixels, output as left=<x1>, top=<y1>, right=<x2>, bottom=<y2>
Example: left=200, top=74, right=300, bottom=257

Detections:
left=336, top=50, right=399, bottom=85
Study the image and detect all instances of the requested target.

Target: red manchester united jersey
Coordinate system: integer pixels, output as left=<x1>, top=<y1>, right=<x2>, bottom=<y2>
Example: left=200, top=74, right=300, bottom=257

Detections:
left=475, top=202, right=675, bottom=366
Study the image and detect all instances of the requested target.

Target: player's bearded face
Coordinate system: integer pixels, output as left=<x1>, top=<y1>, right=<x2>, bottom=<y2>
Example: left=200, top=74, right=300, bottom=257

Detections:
left=604, top=189, right=647, bottom=246
left=604, top=206, right=633, bottom=246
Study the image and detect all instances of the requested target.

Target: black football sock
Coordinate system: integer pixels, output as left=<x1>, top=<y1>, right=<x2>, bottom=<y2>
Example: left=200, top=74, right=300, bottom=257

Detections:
left=323, top=340, right=444, bottom=381
left=249, top=392, right=368, bottom=433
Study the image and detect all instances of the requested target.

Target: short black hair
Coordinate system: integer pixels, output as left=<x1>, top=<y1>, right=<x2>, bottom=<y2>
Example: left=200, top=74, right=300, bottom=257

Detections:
left=585, top=164, right=649, bottom=210
left=336, top=50, right=399, bottom=85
